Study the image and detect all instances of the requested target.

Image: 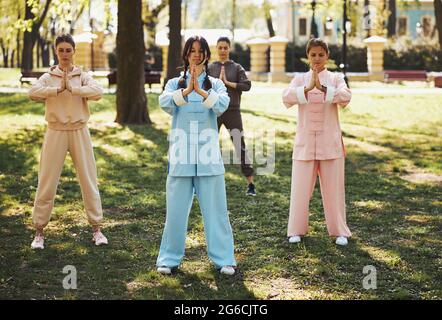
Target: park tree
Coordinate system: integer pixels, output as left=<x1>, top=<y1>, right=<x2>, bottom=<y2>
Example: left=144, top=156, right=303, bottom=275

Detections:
left=193, top=0, right=261, bottom=32
left=165, top=0, right=182, bottom=83
left=116, top=0, right=151, bottom=124
left=12, top=0, right=88, bottom=69
left=143, top=0, right=167, bottom=47
left=387, top=0, right=397, bottom=37
left=21, top=0, right=52, bottom=70
left=231, top=0, right=236, bottom=39
left=0, top=1, right=24, bottom=67
left=435, top=0, right=442, bottom=49
left=193, top=0, right=230, bottom=28
left=263, top=0, right=275, bottom=38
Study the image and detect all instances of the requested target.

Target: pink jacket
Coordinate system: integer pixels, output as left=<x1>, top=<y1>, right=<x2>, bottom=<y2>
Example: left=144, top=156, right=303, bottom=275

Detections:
left=282, top=69, right=351, bottom=160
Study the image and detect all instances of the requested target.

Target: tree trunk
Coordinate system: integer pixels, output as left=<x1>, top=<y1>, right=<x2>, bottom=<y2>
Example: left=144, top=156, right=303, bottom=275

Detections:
left=42, top=41, right=50, bottom=67
left=38, top=35, right=50, bottom=67
left=115, top=0, right=151, bottom=124
left=22, top=29, right=34, bottom=70
left=144, top=0, right=167, bottom=48
left=364, top=0, right=371, bottom=38
left=165, top=0, right=182, bottom=84
left=21, top=0, right=51, bottom=70
left=37, top=39, right=41, bottom=68
left=263, top=0, right=275, bottom=37
left=16, top=29, right=21, bottom=68
left=69, top=4, right=86, bottom=35
left=231, top=0, right=236, bottom=41
left=1, top=40, right=8, bottom=67
left=435, top=0, right=442, bottom=49
left=387, top=0, right=396, bottom=37
left=11, top=50, right=15, bottom=69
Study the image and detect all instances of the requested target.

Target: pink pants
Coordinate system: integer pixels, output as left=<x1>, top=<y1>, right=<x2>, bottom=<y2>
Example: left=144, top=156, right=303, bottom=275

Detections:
left=287, top=158, right=351, bottom=237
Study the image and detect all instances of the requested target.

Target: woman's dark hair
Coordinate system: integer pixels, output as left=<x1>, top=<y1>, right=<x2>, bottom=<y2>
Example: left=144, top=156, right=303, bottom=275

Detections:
left=217, top=37, right=231, bottom=46
left=178, top=36, right=212, bottom=90
left=306, top=38, right=329, bottom=55
left=55, top=33, right=76, bottom=50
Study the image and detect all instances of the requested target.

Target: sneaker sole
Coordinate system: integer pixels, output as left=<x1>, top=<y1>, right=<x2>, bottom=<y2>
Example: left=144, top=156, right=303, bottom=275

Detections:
left=288, top=237, right=301, bottom=243
left=220, top=269, right=235, bottom=275
left=157, top=268, right=172, bottom=275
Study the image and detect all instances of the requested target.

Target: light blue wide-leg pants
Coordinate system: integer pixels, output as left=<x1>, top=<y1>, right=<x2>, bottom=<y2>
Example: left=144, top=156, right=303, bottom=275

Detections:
left=156, top=174, right=236, bottom=269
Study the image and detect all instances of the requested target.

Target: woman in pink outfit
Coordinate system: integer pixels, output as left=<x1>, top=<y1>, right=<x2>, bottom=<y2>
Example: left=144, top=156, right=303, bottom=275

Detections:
left=282, top=38, right=352, bottom=246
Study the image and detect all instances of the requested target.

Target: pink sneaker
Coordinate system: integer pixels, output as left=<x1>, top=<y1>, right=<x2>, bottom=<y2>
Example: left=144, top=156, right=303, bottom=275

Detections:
left=92, top=231, right=108, bottom=246
left=31, top=235, right=44, bottom=249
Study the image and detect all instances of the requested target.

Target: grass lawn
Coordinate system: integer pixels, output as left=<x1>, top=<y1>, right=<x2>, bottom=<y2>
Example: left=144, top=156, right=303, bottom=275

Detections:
left=0, top=87, right=441, bottom=300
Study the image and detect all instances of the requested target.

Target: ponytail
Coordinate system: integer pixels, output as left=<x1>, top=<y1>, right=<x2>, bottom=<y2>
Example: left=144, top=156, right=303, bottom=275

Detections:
left=203, top=61, right=212, bottom=91
left=178, top=62, right=189, bottom=89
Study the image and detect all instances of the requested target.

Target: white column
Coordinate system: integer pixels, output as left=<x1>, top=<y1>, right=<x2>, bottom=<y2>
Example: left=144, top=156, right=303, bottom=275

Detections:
left=246, top=38, right=270, bottom=81
left=269, top=36, right=289, bottom=83
left=363, top=36, right=386, bottom=81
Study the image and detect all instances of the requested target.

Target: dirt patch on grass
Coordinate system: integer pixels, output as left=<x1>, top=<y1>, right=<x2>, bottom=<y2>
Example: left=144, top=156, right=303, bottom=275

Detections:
left=401, top=172, right=442, bottom=185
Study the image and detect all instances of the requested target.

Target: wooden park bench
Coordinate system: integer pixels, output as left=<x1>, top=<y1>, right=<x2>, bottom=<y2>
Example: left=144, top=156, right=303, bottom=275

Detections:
left=384, top=70, right=428, bottom=83
left=107, top=70, right=162, bottom=89
left=20, top=70, right=46, bottom=86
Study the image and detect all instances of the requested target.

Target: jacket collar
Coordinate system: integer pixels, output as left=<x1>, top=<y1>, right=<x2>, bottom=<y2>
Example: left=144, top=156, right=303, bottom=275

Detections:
left=181, top=69, right=207, bottom=81
left=214, top=60, right=233, bottom=65
left=49, top=65, right=82, bottom=77
left=309, top=68, right=327, bottom=76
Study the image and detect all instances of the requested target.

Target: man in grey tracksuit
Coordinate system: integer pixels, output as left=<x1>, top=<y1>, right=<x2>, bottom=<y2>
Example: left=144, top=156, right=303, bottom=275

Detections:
left=208, top=37, right=256, bottom=196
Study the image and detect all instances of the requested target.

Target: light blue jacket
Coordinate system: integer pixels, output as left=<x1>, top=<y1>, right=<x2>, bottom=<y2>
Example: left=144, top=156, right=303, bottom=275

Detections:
left=159, top=71, right=230, bottom=176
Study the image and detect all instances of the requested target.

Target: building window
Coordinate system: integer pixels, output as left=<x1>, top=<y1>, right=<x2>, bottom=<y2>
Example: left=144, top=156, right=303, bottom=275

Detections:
left=299, top=18, right=307, bottom=36
left=397, top=16, right=407, bottom=36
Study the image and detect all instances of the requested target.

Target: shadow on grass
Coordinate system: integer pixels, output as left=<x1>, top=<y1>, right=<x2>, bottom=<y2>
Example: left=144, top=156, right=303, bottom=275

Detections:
left=0, top=120, right=255, bottom=299
left=0, top=100, right=441, bottom=299
left=0, top=94, right=46, bottom=116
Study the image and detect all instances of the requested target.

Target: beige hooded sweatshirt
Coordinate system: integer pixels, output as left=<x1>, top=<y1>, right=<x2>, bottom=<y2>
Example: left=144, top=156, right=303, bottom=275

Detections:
left=28, top=65, right=103, bottom=130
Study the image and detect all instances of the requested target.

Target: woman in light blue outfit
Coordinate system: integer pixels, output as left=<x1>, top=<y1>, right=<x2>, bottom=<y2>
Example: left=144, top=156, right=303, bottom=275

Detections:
left=156, top=36, right=237, bottom=276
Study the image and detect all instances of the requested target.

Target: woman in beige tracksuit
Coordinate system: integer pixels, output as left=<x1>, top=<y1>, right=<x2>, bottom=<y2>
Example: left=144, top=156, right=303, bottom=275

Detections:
left=28, top=34, right=107, bottom=249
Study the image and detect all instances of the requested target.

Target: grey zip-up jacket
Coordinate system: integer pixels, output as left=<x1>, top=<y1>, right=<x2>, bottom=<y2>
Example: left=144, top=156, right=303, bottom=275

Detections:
left=208, top=60, right=251, bottom=110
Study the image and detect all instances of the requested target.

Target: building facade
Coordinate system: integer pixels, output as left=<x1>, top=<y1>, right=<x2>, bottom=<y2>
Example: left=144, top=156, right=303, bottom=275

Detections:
left=274, top=0, right=437, bottom=45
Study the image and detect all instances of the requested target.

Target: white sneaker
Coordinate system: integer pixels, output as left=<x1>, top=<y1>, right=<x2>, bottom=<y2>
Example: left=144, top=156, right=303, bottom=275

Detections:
left=31, top=235, right=44, bottom=249
left=335, top=236, right=348, bottom=246
left=92, top=231, right=108, bottom=246
left=157, top=266, right=172, bottom=275
left=288, top=235, right=301, bottom=243
left=220, top=266, right=235, bottom=275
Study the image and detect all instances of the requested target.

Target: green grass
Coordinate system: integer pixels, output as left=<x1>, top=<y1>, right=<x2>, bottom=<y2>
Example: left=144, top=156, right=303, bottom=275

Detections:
left=0, top=88, right=441, bottom=300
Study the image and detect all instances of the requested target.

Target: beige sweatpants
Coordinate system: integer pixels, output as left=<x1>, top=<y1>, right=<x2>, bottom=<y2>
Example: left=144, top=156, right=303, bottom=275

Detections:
left=32, top=126, right=103, bottom=228
left=287, top=158, right=352, bottom=237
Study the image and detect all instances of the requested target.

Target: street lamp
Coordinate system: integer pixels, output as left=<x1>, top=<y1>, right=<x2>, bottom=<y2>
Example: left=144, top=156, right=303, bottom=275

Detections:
left=291, top=0, right=296, bottom=44
left=416, top=22, right=423, bottom=37
left=310, top=0, right=318, bottom=38
left=325, top=16, right=333, bottom=31
left=88, top=0, right=95, bottom=71
left=341, top=0, right=349, bottom=86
